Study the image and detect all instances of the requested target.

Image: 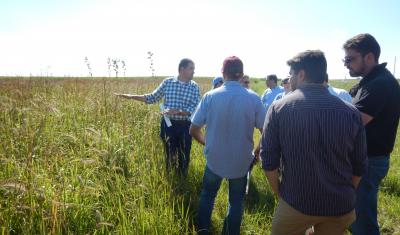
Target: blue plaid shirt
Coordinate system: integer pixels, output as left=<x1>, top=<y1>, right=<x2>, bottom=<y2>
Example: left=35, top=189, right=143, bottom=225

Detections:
left=145, top=77, right=201, bottom=121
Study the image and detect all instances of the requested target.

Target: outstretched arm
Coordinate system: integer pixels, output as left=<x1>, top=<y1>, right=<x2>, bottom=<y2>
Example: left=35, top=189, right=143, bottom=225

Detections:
left=114, top=93, right=146, bottom=103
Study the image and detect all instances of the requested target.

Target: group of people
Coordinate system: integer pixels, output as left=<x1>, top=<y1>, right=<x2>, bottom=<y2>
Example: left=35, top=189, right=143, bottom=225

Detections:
left=212, top=74, right=251, bottom=90
left=261, top=73, right=352, bottom=109
left=115, top=33, right=400, bottom=235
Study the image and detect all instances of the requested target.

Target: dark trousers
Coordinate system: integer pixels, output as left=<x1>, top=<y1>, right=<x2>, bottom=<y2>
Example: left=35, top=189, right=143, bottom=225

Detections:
left=197, top=166, right=247, bottom=235
left=351, top=155, right=390, bottom=235
left=160, top=118, right=192, bottom=176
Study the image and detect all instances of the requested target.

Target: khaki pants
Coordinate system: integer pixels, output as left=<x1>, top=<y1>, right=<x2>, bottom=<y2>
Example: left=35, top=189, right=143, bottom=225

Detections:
left=271, top=198, right=355, bottom=235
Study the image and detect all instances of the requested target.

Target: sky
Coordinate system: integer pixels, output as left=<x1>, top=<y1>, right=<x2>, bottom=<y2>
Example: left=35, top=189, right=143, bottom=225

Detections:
left=0, top=0, right=399, bottom=79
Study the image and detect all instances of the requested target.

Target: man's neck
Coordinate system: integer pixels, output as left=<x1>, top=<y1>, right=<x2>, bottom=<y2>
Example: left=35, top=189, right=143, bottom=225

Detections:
left=362, top=62, right=379, bottom=78
left=299, top=82, right=324, bottom=88
left=177, top=75, right=190, bottom=83
left=225, top=78, right=239, bottom=82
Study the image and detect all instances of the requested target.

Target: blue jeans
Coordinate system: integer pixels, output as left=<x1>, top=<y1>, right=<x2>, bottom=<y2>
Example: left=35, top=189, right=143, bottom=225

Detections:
left=160, top=119, right=192, bottom=176
left=351, top=155, right=390, bottom=235
left=197, top=166, right=247, bottom=235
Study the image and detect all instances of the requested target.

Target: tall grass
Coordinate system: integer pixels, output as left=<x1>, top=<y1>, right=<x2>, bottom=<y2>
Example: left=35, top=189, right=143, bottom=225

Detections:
left=0, top=77, right=399, bottom=234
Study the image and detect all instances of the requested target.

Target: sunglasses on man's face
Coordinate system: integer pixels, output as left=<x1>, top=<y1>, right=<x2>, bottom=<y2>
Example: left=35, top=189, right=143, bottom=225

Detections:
left=342, top=58, right=353, bottom=64
left=342, top=54, right=361, bottom=64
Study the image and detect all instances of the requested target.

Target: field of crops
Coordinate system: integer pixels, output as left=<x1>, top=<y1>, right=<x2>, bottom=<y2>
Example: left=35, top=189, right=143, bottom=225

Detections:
left=0, top=77, right=399, bottom=234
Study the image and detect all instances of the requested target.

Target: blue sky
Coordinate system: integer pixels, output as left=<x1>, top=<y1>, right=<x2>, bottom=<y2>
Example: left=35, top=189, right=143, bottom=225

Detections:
left=0, top=0, right=399, bottom=78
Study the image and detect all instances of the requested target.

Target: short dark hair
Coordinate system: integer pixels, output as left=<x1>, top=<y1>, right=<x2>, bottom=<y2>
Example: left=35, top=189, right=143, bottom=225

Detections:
left=266, top=74, right=278, bottom=83
left=287, top=50, right=327, bottom=84
left=324, top=74, right=329, bottom=83
left=222, top=56, right=243, bottom=80
left=178, top=58, right=194, bottom=72
left=343, top=33, right=380, bottom=62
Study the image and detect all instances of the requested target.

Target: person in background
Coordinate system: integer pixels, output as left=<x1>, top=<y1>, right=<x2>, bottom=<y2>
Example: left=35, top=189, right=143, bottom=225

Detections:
left=114, top=58, right=201, bottom=176
left=261, top=74, right=283, bottom=110
left=260, top=50, right=367, bottom=235
left=212, top=76, right=224, bottom=89
left=343, top=33, right=400, bottom=235
left=323, top=75, right=352, bottom=103
left=190, top=56, right=265, bottom=235
left=239, top=74, right=251, bottom=89
left=274, top=77, right=291, bottom=101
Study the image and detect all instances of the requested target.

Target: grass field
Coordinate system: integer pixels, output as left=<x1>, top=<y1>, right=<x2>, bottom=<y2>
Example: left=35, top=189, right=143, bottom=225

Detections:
left=0, top=77, right=399, bottom=234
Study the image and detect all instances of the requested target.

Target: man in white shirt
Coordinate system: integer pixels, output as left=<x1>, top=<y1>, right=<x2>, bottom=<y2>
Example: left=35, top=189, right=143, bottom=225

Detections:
left=274, top=77, right=291, bottom=101
left=324, top=75, right=352, bottom=103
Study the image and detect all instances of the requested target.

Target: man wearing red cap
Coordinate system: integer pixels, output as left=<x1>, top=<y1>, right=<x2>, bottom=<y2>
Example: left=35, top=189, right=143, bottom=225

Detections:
left=190, top=56, right=266, bottom=235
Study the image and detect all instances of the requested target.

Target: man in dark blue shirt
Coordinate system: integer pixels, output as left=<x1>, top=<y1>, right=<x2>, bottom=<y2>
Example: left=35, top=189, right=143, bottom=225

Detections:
left=343, top=33, right=400, bottom=235
left=260, top=50, right=368, bottom=235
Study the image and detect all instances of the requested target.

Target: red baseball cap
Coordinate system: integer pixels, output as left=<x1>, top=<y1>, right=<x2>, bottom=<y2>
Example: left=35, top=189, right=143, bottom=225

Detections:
left=222, top=56, right=243, bottom=74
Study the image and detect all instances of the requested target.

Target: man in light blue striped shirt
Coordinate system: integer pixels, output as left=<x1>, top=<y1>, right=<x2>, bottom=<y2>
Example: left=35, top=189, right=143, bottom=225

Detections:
left=190, top=56, right=266, bottom=235
left=115, top=58, right=201, bottom=176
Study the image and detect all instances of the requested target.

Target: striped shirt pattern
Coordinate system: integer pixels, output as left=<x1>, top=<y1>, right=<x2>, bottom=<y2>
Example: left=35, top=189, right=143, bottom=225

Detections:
left=145, top=77, right=201, bottom=121
left=261, top=84, right=367, bottom=216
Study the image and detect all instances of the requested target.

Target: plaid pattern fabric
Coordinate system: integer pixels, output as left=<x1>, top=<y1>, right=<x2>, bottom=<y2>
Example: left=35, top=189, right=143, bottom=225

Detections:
left=145, top=77, right=201, bottom=120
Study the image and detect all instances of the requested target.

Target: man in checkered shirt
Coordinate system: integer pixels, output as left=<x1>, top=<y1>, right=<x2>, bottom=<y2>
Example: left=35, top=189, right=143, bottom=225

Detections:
left=115, top=58, right=201, bottom=176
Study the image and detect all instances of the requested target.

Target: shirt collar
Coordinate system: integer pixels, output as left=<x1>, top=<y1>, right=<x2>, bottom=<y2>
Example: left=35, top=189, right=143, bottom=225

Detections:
left=223, top=80, right=241, bottom=86
left=360, top=63, right=387, bottom=86
left=173, top=76, right=190, bottom=84
left=298, top=83, right=327, bottom=92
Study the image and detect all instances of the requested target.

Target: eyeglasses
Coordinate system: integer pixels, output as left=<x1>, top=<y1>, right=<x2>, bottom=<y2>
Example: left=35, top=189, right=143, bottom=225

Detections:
left=243, top=81, right=250, bottom=84
left=342, top=56, right=356, bottom=64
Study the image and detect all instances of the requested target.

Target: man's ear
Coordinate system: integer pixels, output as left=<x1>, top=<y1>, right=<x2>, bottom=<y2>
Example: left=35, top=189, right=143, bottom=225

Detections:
left=222, top=72, right=226, bottom=79
left=365, top=52, right=377, bottom=65
left=298, top=69, right=306, bottom=82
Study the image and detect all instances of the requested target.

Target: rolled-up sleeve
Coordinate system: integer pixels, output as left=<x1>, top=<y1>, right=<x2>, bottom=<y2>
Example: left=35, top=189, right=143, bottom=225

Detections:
left=354, top=79, right=389, bottom=118
left=261, top=104, right=281, bottom=171
left=191, top=94, right=207, bottom=127
left=144, top=80, right=165, bottom=104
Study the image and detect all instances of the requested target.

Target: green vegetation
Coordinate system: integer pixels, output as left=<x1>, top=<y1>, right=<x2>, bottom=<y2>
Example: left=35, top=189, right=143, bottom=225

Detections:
left=0, top=77, right=399, bottom=234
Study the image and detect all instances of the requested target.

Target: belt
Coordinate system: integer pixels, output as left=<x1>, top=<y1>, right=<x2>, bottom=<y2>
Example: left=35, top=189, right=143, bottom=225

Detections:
left=170, top=119, right=191, bottom=125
